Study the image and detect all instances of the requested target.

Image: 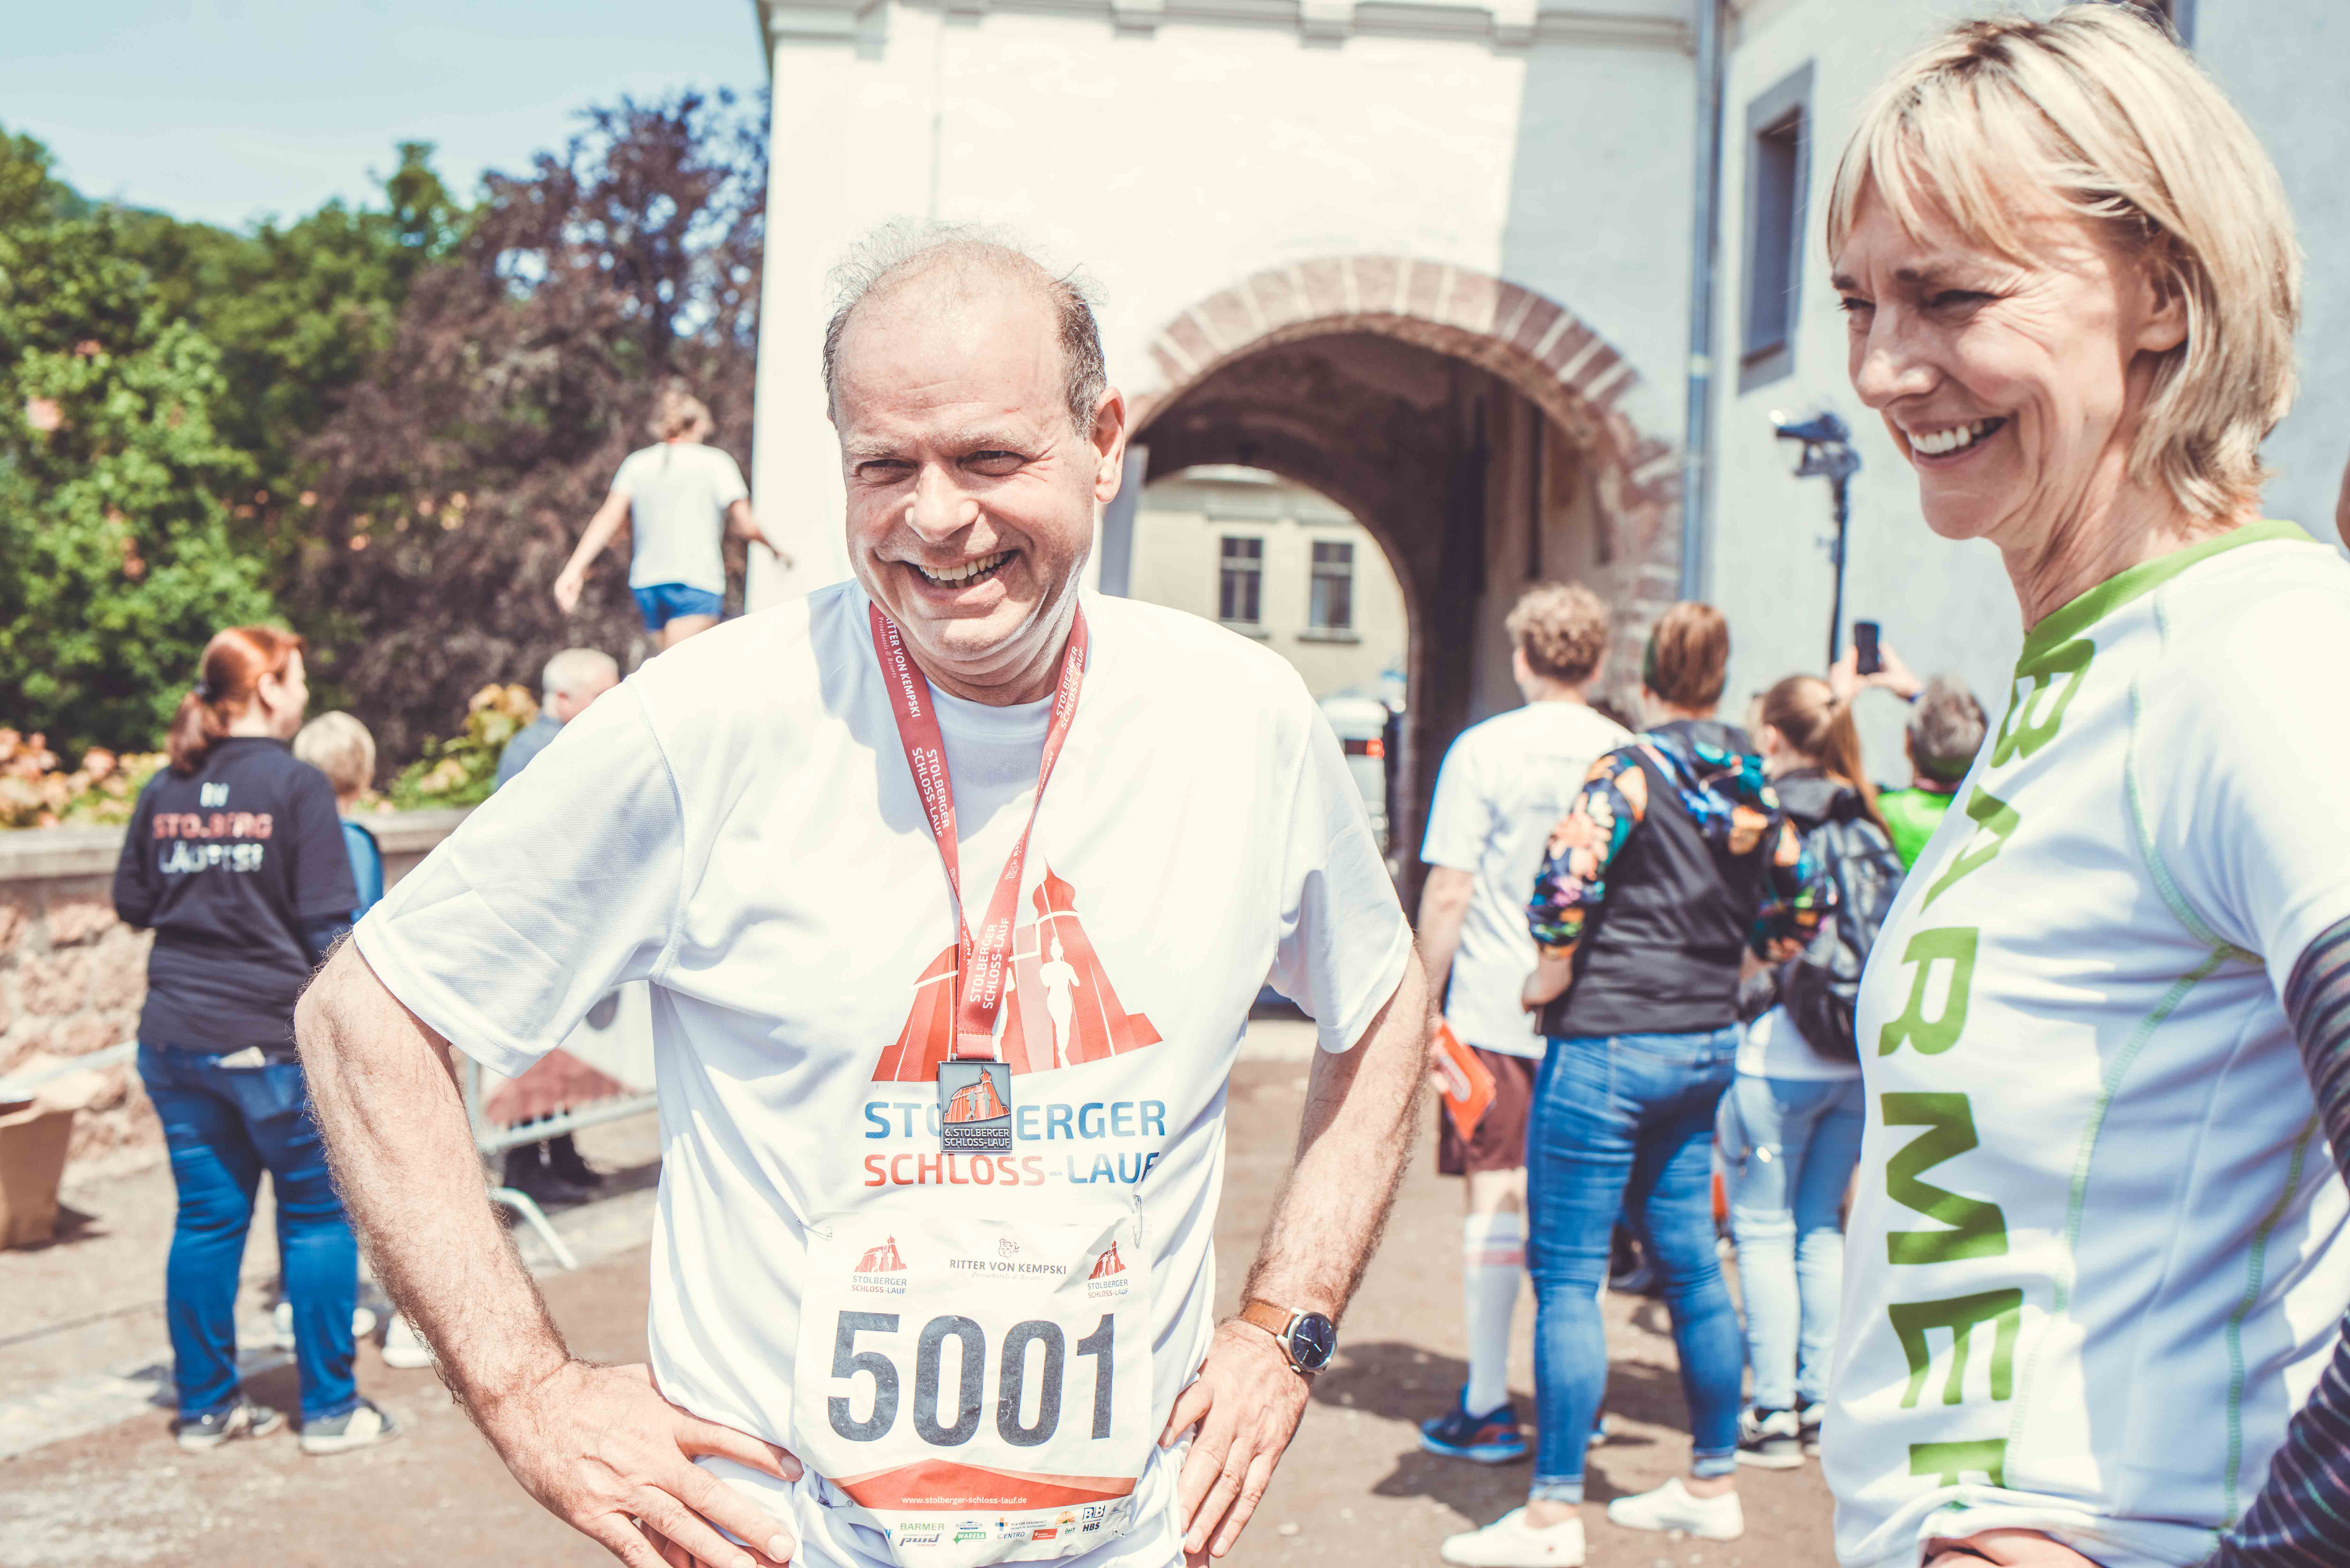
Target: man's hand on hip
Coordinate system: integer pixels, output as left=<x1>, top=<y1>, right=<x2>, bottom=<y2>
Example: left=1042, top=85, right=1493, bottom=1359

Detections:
left=1159, top=1319, right=1313, bottom=1560
left=478, top=1359, right=802, bottom=1568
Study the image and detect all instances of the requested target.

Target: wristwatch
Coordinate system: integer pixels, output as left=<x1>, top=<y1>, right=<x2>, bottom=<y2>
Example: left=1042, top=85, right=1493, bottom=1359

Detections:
left=1236, top=1298, right=1338, bottom=1376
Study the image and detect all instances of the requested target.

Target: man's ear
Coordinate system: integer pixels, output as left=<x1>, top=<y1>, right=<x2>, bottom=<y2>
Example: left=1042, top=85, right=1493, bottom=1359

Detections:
left=1088, top=388, right=1131, bottom=505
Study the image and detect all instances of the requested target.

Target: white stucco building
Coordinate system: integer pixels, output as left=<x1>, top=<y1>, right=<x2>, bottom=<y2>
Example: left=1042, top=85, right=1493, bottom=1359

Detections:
left=741, top=0, right=2349, bottom=876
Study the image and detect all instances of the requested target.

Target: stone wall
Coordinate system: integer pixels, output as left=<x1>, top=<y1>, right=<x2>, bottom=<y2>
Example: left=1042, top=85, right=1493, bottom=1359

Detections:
left=0, top=809, right=470, bottom=1173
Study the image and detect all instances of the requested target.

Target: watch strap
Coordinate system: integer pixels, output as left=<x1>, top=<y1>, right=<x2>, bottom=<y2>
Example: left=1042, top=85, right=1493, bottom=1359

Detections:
left=1237, top=1298, right=1296, bottom=1342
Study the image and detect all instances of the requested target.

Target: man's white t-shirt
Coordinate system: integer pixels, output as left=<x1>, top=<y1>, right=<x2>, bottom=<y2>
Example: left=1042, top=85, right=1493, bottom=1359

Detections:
left=612, top=441, right=748, bottom=595
left=1419, top=700, right=1628, bottom=1057
left=1825, top=523, right=2350, bottom=1568
left=354, top=583, right=1412, bottom=1568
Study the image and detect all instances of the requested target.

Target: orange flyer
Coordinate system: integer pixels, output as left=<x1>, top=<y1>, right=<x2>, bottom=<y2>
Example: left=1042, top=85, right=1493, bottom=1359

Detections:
left=1432, top=1020, right=1496, bottom=1142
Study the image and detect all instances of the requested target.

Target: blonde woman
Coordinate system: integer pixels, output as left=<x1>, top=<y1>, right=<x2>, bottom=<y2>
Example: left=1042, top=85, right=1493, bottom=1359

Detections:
left=1823, top=10, right=2350, bottom=1567
left=553, top=382, right=789, bottom=649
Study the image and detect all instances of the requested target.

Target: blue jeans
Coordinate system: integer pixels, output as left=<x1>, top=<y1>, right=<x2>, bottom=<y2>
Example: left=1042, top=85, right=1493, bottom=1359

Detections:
left=1526, top=1026, right=1742, bottom=1501
left=1723, top=1071, right=1865, bottom=1411
left=137, top=1043, right=359, bottom=1423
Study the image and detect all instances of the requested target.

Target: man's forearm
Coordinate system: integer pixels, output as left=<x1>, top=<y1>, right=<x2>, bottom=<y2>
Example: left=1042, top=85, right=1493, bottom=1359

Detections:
left=2212, top=915, right=2350, bottom=1567
left=296, top=944, right=571, bottom=1417
left=1241, top=959, right=1429, bottom=1318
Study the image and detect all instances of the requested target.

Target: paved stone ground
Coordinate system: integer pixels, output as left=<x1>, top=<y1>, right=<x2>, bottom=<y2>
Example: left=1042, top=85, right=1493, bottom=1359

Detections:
left=0, top=1021, right=1833, bottom=1565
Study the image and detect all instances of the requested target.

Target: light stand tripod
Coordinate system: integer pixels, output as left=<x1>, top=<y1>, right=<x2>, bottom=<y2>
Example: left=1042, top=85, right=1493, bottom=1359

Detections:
left=1772, top=411, right=1863, bottom=666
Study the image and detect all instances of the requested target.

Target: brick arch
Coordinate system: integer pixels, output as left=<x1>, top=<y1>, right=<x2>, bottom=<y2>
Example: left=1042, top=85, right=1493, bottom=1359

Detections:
left=1132, top=255, right=1682, bottom=570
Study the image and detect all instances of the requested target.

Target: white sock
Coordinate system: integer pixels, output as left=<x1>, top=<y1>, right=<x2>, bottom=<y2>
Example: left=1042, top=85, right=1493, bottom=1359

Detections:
left=1462, top=1210, right=1524, bottom=1416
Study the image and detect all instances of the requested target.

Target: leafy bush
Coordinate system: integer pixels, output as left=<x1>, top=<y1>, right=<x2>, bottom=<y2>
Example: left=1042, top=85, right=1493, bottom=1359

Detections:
left=0, top=729, right=163, bottom=829
left=386, top=683, right=537, bottom=810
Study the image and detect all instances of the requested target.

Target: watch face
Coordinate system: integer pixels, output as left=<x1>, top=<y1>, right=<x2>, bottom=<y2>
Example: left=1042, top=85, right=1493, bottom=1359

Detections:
left=1287, top=1313, right=1337, bottom=1371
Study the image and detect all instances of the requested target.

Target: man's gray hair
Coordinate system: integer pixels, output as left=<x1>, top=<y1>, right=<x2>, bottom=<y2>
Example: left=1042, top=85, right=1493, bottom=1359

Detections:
left=821, top=220, right=1108, bottom=437
left=1908, top=675, right=1988, bottom=784
left=542, top=647, right=620, bottom=701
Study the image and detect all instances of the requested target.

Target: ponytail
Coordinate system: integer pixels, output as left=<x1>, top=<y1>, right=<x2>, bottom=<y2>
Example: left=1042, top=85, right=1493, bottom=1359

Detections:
left=169, top=626, right=307, bottom=775
left=1760, top=674, right=1890, bottom=840
left=647, top=378, right=712, bottom=445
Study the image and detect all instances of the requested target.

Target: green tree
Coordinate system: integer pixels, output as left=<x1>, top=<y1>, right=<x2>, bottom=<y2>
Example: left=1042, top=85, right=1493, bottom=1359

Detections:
left=0, top=205, right=276, bottom=753
left=300, top=90, right=766, bottom=765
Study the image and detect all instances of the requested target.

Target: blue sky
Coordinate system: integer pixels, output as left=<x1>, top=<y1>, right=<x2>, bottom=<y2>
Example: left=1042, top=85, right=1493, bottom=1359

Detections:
left=4, top=0, right=765, bottom=230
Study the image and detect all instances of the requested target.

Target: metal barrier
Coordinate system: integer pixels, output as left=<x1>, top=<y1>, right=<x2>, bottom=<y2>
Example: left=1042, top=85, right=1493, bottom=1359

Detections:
left=459, top=984, right=658, bottom=1271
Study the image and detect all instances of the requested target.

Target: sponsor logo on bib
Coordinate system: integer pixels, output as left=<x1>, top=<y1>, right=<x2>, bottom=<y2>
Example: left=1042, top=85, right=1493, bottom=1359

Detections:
left=853, top=1235, right=909, bottom=1295
left=1085, top=1243, right=1129, bottom=1299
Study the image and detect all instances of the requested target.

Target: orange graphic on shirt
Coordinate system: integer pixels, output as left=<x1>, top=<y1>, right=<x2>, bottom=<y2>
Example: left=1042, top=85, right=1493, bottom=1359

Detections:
left=871, top=866, right=1161, bottom=1083
left=858, top=1236, right=906, bottom=1273
left=1087, top=1243, right=1126, bottom=1280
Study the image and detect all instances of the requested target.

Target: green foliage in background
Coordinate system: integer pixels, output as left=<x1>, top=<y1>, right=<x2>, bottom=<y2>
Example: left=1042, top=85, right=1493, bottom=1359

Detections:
left=385, top=683, right=537, bottom=810
left=0, top=127, right=466, bottom=757
left=1, top=95, right=763, bottom=774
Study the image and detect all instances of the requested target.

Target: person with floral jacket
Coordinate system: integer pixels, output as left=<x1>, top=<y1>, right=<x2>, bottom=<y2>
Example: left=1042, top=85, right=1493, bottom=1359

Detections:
left=1444, top=602, right=1827, bottom=1567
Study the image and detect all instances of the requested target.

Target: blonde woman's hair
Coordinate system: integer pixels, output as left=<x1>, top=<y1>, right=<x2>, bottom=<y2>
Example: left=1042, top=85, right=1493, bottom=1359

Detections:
left=292, top=710, right=376, bottom=799
left=1826, top=4, right=2300, bottom=521
left=1760, top=675, right=1890, bottom=841
left=648, top=379, right=713, bottom=443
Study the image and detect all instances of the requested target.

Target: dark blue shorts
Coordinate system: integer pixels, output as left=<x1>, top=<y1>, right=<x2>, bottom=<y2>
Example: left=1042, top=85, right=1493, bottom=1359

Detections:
left=632, top=582, right=723, bottom=631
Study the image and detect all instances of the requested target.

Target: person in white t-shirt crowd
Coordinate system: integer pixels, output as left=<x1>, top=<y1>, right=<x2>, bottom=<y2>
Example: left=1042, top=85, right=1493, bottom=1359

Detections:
left=1823, top=10, right=2350, bottom=1567
left=295, top=222, right=1426, bottom=1568
left=1413, top=582, right=1627, bottom=1466
left=1720, top=675, right=1902, bottom=1471
left=553, top=381, right=791, bottom=649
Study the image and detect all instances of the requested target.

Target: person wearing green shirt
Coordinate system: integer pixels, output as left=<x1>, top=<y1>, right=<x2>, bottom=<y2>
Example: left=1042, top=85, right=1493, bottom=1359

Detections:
left=1830, top=647, right=1987, bottom=872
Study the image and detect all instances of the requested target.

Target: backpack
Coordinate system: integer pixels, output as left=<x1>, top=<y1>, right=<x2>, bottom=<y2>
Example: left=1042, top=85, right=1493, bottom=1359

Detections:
left=1773, top=810, right=1905, bottom=1062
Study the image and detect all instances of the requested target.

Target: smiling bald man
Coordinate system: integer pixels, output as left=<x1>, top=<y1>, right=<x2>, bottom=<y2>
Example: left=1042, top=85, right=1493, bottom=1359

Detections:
left=294, top=224, right=1429, bottom=1568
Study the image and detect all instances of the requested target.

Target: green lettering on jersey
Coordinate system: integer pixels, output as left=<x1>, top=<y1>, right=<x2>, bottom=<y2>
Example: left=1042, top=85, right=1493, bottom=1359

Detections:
left=1990, top=638, right=2091, bottom=766
left=1883, top=1092, right=2008, bottom=1264
left=1920, top=789, right=2019, bottom=910
left=1908, top=1439, right=2007, bottom=1489
left=1889, top=1289, right=2023, bottom=1407
left=1877, top=928, right=1979, bottom=1057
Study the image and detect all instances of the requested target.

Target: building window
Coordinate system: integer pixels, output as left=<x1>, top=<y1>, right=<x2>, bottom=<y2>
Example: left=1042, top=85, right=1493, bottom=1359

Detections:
left=1218, top=535, right=1262, bottom=624
left=1738, top=61, right=1814, bottom=393
left=1308, top=540, right=1354, bottom=631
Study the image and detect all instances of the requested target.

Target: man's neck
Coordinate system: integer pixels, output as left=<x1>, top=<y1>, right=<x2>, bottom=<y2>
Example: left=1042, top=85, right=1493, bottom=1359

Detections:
left=915, top=596, right=1080, bottom=707
left=1519, top=677, right=1586, bottom=705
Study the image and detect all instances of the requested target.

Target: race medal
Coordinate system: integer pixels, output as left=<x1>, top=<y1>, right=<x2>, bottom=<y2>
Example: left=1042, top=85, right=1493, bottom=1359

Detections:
left=939, top=1059, right=1014, bottom=1153
left=793, top=1190, right=1152, bottom=1566
left=868, top=602, right=1087, bottom=1155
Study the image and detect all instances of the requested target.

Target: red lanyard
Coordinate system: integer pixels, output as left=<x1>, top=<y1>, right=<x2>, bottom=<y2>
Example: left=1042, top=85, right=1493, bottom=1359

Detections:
left=868, top=600, right=1088, bottom=1063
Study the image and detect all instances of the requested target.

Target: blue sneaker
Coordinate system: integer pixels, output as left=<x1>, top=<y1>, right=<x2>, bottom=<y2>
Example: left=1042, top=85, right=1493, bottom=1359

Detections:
left=1419, top=1389, right=1529, bottom=1463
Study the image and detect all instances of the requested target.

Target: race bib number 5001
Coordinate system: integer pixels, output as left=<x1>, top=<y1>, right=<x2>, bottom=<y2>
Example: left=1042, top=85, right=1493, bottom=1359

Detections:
left=793, top=1193, right=1153, bottom=1567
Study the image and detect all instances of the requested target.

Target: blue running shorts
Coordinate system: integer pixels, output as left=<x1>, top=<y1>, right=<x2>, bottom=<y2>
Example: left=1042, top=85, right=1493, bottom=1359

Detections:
left=632, top=582, right=724, bottom=631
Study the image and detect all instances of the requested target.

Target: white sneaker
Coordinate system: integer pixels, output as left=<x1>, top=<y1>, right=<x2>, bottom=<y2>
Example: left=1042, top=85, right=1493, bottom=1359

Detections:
left=1439, top=1508, right=1586, bottom=1566
left=1604, top=1477, right=1743, bottom=1540
left=380, top=1311, right=433, bottom=1370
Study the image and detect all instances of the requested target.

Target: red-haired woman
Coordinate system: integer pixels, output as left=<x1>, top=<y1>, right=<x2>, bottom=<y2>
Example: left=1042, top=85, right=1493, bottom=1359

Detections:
left=111, top=627, right=393, bottom=1454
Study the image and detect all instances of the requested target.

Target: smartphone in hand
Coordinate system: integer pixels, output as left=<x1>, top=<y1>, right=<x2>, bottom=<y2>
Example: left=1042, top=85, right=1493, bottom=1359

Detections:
left=1854, top=620, right=1883, bottom=677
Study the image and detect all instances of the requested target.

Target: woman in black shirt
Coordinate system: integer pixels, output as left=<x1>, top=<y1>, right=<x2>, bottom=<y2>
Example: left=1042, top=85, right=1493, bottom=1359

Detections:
left=113, top=625, right=393, bottom=1454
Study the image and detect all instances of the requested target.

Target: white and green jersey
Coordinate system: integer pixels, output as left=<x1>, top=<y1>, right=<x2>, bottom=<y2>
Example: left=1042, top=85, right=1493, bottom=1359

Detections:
left=1825, top=522, right=2350, bottom=1568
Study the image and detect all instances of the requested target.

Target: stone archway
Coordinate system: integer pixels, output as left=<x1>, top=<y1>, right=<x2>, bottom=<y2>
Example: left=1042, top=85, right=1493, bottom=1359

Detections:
left=1128, top=258, right=1683, bottom=884
left=1134, top=256, right=1682, bottom=591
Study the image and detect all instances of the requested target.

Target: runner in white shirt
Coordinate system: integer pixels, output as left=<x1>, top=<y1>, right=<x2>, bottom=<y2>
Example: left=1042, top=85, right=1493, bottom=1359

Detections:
left=554, top=382, right=791, bottom=650
left=1413, top=583, right=1626, bottom=1465
left=298, top=229, right=1427, bottom=1568
left=1820, top=13, right=2350, bottom=1567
